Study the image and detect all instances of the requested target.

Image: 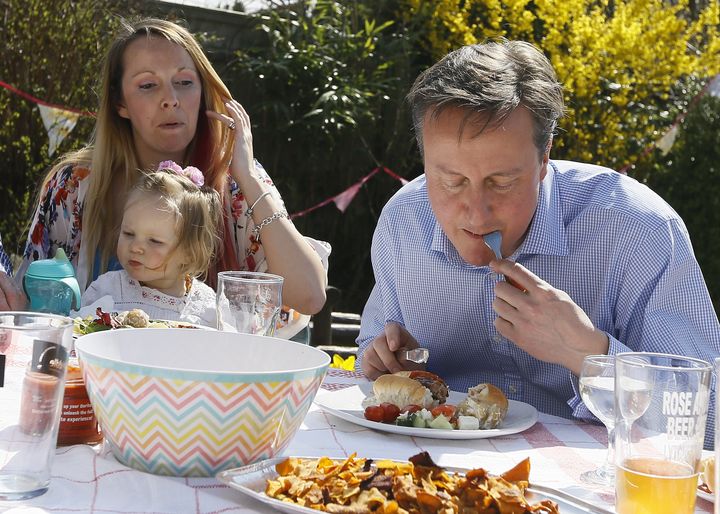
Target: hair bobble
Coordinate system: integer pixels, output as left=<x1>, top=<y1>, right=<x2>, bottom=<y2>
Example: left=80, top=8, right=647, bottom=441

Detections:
left=158, top=160, right=205, bottom=187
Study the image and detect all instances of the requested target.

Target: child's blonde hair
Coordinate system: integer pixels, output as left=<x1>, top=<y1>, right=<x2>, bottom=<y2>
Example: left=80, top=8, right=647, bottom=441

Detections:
left=125, top=169, right=221, bottom=280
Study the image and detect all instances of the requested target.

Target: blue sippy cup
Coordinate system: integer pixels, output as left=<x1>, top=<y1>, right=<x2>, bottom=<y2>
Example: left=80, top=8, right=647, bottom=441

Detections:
left=23, top=248, right=81, bottom=316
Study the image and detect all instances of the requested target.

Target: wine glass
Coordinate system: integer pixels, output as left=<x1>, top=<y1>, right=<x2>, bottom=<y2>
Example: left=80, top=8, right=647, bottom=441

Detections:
left=578, top=354, right=616, bottom=486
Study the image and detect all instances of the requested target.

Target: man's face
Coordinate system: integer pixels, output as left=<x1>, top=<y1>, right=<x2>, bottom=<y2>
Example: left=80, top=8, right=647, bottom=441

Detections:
left=422, top=106, right=548, bottom=266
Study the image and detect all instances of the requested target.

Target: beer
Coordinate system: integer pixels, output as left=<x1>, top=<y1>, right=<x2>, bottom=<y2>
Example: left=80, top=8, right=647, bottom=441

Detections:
left=616, top=457, right=697, bottom=514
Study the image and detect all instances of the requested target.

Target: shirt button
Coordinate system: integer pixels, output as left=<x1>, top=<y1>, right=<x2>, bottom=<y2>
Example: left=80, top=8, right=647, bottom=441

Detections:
left=508, top=385, right=518, bottom=394
left=492, top=334, right=502, bottom=343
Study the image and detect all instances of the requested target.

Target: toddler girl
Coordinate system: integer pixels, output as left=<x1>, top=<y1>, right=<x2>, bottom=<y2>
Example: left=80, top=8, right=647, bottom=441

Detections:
left=81, top=162, right=221, bottom=327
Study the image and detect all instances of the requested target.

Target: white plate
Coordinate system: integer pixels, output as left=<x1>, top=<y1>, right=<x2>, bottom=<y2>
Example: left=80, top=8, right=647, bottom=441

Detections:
left=313, top=384, right=538, bottom=439
left=217, top=456, right=614, bottom=514
left=698, top=484, right=714, bottom=503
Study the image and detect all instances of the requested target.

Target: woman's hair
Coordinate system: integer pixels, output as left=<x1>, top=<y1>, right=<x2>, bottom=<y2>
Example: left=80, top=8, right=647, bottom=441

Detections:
left=125, top=170, right=221, bottom=279
left=406, top=40, right=566, bottom=157
left=38, top=17, right=238, bottom=287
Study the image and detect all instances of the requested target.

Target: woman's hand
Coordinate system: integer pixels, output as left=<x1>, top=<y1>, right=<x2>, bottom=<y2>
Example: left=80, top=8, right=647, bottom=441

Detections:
left=206, top=99, right=254, bottom=185
left=0, top=272, right=28, bottom=311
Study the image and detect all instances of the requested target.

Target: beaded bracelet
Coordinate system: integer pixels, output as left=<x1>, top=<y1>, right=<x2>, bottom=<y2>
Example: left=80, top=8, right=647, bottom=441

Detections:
left=245, top=191, right=272, bottom=218
left=252, top=211, right=289, bottom=241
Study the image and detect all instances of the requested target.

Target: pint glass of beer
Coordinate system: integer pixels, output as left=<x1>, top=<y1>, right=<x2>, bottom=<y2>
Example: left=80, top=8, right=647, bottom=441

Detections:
left=615, top=352, right=711, bottom=514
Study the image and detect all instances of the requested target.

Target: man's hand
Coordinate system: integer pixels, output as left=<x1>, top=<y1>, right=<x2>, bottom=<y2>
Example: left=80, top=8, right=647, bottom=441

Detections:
left=360, top=322, right=424, bottom=380
left=0, top=272, right=28, bottom=311
left=490, top=260, right=609, bottom=376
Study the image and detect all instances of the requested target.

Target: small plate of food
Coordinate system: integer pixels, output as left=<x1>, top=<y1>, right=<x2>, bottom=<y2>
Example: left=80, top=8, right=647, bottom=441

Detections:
left=217, top=451, right=613, bottom=513
left=73, top=308, right=209, bottom=337
left=313, top=371, right=538, bottom=439
left=698, top=456, right=715, bottom=503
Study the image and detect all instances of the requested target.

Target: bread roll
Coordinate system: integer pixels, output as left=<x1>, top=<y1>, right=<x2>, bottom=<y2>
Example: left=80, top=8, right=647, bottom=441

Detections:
left=456, top=383, right=509, bottom=429
left=702, top=456, right=715, bottom=492
left=372, top=374, right=436, bottom=409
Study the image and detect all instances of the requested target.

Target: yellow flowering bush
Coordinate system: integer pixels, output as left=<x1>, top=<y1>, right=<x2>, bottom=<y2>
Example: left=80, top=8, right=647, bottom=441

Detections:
left=404, top=0, right=720, bottom=171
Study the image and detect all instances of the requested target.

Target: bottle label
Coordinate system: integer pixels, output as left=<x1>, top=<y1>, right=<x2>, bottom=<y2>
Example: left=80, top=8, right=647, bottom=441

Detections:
left=31, top=339, right=68, bottom=378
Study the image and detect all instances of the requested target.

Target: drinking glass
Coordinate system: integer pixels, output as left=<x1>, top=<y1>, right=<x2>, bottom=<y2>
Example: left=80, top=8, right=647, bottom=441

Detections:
left=578, top=354, right=616, bottom=486
left=615, top=352, right=711, bottom=514
left=0, top=312, right=74, bottom=500
left=216, top=271, right=283, bottom=336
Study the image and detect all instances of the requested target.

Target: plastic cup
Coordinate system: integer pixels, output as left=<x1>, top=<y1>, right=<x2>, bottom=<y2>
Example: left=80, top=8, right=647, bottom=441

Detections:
left=0, top=312, right=73, bottom=500
left=216, top=271, right=283, bottom=336
left=614, top=352, right=711, bottom=514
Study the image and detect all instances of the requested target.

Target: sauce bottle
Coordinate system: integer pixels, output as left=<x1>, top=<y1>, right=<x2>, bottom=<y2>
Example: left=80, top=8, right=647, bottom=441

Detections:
left=56, top=357, right=103, bottom=446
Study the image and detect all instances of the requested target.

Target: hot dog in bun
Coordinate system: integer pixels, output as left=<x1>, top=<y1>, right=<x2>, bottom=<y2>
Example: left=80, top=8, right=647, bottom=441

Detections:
left=368, top=371, right=450, bottom=410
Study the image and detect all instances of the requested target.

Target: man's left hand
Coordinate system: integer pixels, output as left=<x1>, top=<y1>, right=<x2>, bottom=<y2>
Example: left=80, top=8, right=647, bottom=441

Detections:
left=490, top=259, right=608, bottom=376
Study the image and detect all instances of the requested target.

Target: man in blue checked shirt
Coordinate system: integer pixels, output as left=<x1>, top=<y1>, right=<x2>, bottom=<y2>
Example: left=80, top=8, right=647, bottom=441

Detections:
left=356, top=40, right=720, bottom=447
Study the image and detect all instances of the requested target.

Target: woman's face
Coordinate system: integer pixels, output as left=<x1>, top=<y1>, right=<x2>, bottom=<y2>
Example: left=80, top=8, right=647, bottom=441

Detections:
left=117, top=36, right=202, bottom=169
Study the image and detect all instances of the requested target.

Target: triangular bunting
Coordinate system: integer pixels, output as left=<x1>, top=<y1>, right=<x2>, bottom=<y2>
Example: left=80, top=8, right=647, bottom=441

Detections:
left=333, top=183, right=363, bottom=212
left=37, top=104, right=80, bottom=156
left=655, top=125, right=679, bottom=156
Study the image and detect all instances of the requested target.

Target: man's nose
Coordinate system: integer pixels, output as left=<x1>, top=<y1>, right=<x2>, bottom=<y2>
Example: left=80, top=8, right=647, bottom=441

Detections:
left=465, top=186, right=493, bottom=225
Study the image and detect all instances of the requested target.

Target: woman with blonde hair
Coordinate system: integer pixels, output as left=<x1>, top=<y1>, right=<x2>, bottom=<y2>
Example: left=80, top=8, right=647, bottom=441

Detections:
left=3, top=18, right=328, bottom=316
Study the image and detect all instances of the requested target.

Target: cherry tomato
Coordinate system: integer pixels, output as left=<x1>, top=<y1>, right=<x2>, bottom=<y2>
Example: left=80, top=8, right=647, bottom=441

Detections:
left=364, top=405, right=385, bottom=423
left=431, top=404, right=456, bottom=418
left=380, top=402, right=401, bottom=423
left=400, top=404, right=422, bottom=415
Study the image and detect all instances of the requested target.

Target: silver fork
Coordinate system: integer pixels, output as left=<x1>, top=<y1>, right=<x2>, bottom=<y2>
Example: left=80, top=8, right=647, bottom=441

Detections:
left=483, top=230, right=503, bottom=260
left=402, top=348, right=429, bottom=364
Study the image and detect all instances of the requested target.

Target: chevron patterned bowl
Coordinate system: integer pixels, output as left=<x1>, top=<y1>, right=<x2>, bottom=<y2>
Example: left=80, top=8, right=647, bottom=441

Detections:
left=74, top=329, right=330, bottom=477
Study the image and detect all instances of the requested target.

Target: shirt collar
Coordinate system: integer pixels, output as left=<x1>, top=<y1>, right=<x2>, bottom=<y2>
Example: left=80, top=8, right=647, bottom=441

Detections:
left=516, top=160, right=569, bottom=257
left=429, top=160, right=569, bottom=265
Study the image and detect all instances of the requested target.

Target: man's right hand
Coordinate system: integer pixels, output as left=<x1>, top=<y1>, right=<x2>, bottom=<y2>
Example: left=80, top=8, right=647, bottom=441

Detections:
left=360, top=322, right=423, bottom=379
left=0, top=272, right=28, bottom=311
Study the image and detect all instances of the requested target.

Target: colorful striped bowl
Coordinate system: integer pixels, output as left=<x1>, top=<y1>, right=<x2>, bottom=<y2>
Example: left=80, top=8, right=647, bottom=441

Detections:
left=75, top=329, right=329, bottom=477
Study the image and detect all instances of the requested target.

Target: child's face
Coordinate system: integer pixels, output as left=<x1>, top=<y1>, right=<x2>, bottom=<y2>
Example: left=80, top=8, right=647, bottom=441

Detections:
left=117, top=197, right=188, bottom=296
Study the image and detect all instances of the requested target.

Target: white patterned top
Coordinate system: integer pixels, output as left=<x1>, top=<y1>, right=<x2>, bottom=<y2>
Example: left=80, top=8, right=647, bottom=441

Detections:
left=82, top=270, right=217, bottom=328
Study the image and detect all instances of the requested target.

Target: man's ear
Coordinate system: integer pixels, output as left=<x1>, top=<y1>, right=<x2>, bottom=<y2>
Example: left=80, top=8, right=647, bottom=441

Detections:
left=540, top=137, right=552, bottom=180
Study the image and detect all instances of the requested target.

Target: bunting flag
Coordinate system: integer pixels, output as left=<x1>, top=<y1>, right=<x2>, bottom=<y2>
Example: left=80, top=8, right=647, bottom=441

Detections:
left=655, top=125, right=679, bottom=156
left=0, top=80, right=94, bottom=157
left=37, top=104, right=80, bottom=156
left=290, top=167, right=407, bottom=219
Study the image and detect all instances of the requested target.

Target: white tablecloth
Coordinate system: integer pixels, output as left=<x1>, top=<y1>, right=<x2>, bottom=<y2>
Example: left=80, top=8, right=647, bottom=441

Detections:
left=1, top=368, right=713, bottom=513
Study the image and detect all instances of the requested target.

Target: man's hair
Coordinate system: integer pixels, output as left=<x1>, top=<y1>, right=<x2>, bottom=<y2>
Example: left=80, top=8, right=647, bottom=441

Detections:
left=406, top=40, right=565, bottom=156
left=125, top=170, right=222, bottom=279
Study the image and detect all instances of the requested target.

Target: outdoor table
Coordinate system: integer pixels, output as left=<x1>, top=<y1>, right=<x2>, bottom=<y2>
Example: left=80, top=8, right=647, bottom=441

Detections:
left=2, top=367, right=713, bottom=513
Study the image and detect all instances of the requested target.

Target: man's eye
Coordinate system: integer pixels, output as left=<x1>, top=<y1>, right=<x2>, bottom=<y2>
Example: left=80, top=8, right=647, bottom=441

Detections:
left=493, top=182, right=513, bottom=191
